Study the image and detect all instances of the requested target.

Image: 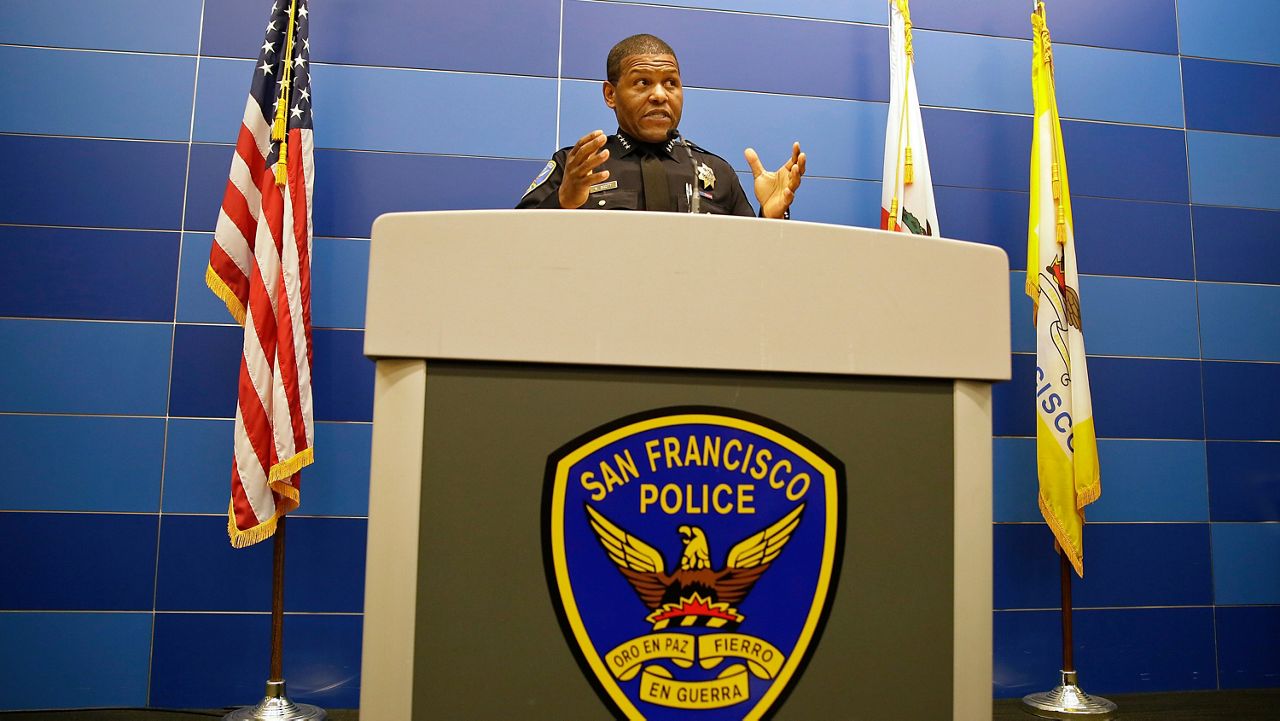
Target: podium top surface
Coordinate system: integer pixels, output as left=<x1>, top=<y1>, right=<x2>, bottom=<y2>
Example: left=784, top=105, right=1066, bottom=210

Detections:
left=364, top=210, right=1011, bottom=381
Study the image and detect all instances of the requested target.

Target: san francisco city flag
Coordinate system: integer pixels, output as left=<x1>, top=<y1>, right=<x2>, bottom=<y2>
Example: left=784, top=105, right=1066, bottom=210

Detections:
left=206, top=0, right=315, bottom=547
left=1026, top=1, right=1099, bottom=577
left=880, top=0, right=938, bottom=236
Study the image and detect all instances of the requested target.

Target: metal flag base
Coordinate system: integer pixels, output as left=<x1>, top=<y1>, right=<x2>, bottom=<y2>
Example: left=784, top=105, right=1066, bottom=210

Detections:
left=224, top=679, right=327, bottom=721
left=1021, top=671, right=1117, bottom=719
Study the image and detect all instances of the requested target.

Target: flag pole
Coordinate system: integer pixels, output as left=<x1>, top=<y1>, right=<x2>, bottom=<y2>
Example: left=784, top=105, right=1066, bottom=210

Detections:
left=1021, top=2, right=1116, bottom=716
left=1020, top=549, right=1117, bottom=719
left=270, top=515, right=288, bottom=682
left=225, top=517, right=326, bottom=721
left=220, top=1, right=321, bottom=717
left=1058, top=549, right=1073, bottom=675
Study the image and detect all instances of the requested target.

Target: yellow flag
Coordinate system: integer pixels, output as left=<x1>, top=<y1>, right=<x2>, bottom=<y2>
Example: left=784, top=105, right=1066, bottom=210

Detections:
left=1026, top=1, right=1100, bottom=577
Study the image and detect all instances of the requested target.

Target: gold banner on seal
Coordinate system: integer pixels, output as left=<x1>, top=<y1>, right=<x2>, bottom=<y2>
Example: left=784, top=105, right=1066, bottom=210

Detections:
left=698, top=633, right=786, bottom=679
left=639, top=664, right=751, bottom=709
left=604, top=633, right=696, bottom=681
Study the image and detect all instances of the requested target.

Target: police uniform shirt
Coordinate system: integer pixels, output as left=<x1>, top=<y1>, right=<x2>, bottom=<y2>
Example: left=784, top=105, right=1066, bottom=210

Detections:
left=516, top=129, right=755, bottom=216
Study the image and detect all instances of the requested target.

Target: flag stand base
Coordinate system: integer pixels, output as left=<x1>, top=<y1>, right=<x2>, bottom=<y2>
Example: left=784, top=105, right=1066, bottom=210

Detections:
left=223, top=679, right=327, bottom=721
left=1021, top=670, right=1117, bottom=719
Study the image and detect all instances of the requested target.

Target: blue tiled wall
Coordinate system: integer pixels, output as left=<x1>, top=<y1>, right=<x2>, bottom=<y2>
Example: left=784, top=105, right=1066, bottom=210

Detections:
left=0, top=0, right=1276, bottom=709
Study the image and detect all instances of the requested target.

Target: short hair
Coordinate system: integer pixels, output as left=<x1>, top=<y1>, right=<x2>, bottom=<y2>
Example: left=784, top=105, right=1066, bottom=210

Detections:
left=606, top=34, right=678, bottom=83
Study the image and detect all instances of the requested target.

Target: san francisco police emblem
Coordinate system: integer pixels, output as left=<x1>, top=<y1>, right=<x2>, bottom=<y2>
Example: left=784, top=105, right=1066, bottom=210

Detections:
left=544, top=407, right=845, bottom=720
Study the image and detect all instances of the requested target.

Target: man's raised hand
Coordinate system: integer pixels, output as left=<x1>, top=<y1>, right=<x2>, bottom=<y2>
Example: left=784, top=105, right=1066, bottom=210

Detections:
left=745, top=142, right=806, bottom=219
left=558, top=130, right=611, bottom=209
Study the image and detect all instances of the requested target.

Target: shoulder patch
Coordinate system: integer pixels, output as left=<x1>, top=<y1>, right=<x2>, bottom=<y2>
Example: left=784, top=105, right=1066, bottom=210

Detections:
left=524, top=160, right=557, bottom=196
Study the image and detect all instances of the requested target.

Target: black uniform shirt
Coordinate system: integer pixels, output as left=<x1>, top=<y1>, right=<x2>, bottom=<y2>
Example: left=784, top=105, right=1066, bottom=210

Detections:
left=516, top=129, right=756, bottom=216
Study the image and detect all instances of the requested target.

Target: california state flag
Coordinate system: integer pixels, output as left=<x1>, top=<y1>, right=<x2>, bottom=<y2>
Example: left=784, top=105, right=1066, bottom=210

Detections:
left=1026, top=0, right=1100, bottom=577
left=880, top=0, right=938, bottom=235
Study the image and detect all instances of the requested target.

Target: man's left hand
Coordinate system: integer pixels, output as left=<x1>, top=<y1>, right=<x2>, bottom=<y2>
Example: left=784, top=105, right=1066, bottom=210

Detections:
left=745, top=142, right=806, bottom=219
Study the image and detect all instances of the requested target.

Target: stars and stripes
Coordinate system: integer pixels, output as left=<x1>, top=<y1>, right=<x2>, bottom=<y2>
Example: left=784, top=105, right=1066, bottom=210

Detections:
left=206, top=0, right=315, bottom=548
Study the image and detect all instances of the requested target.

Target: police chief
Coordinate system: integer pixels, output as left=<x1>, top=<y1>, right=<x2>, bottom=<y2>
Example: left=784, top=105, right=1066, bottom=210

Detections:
left=517, top=33, right=806, bottom=219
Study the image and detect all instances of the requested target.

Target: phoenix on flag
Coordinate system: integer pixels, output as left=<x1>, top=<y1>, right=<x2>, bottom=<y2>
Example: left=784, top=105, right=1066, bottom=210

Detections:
left=1027, top=1, right=1100, bottom=577
left=880, top=0, right=939, bottom=236
left=206, top=0, right=315, bottom=548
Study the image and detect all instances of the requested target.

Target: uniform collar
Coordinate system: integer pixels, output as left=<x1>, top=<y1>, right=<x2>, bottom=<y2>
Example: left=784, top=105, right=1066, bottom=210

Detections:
left=614, top=128, right=678, bottom=159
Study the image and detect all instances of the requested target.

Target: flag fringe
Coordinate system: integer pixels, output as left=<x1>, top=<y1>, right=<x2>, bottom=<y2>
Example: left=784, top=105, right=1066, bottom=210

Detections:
left=228, top=499, right=280, bottom=549
left=205, top=265, right=247, bottom=326
left=1075, top=479, right=1101, bottom=508
left=1038, top=493, right=1084, bottom=577
left=270, top=447, right=314, bottom=482
left=271, top=480, right=301, bottom=505
left=226, top=482, right=301, bottom=549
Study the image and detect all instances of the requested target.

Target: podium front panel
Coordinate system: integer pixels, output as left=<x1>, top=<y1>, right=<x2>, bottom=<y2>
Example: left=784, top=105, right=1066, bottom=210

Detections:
left=392, top=360, right=957, bottom=720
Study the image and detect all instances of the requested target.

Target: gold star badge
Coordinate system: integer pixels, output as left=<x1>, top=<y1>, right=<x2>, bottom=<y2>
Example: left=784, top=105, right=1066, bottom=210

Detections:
left=696, top=161, right=716, bottom=190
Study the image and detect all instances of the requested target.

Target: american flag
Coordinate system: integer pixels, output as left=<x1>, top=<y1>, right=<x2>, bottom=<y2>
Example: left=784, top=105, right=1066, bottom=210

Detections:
left=206, top=0, right=314, bottom=548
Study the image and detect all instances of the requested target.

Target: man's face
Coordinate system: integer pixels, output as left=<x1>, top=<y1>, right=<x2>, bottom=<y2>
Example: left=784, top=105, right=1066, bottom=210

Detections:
left=604, top=53, right=683, bottom=143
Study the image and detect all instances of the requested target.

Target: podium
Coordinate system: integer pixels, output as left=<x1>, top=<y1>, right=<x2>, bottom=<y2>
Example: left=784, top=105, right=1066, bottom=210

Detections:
left=359, top=210, right=1009, bottom=720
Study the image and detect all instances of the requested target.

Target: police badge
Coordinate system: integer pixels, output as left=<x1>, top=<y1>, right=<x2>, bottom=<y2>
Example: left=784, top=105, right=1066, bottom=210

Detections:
left=695, top=161, right=716, bottom=190
left=544, top=407, right=845, bottom=720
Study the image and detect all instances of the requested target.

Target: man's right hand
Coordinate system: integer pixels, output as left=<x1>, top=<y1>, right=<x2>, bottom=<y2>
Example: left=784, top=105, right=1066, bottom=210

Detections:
left=558, top=130, right=611, bottom=209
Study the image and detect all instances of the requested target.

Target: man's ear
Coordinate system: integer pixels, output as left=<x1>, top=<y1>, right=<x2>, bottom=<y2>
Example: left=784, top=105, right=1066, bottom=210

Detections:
left=603, top=81, right=617, bottom=109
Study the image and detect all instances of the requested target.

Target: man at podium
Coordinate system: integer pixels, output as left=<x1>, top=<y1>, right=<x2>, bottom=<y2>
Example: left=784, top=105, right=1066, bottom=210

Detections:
left=516, top=34, right=806, bottom=219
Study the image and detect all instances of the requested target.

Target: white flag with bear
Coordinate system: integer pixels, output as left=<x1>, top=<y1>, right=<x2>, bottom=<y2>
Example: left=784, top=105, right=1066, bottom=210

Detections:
left=880, top=0, right=939, bottom=236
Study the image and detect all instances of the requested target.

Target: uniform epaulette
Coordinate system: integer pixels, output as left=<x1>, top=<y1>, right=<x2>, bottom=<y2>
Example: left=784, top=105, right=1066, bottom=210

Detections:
left=683, top=138, right=729, bottom=164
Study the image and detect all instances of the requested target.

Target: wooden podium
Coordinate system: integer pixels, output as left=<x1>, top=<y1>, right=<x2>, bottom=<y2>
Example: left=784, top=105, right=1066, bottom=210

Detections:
left=359, top=210, right=1009, bottom=720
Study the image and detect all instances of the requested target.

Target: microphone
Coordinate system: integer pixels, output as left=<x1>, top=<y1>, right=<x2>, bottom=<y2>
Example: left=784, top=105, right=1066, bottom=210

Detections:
left=668, top=129, right=700, bottom=214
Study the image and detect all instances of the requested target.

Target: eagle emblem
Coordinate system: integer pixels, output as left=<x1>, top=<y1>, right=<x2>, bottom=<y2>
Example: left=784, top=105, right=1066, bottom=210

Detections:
left=586, top=503, right=803, bottom=630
